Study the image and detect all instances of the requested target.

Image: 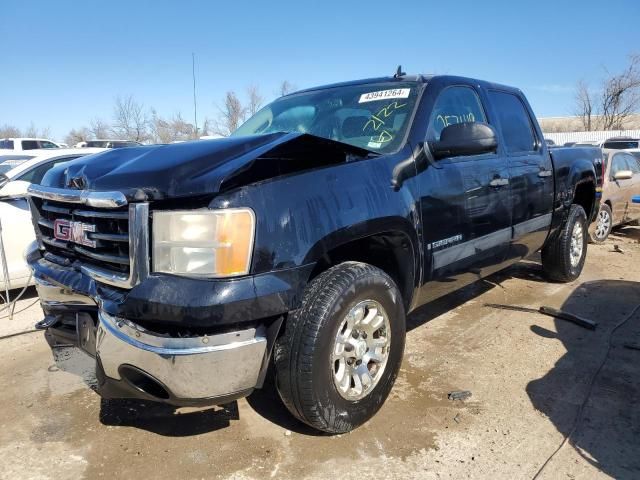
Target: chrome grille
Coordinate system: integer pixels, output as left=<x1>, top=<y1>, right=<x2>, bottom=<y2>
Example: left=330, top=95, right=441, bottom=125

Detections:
left=27, top=185, right=149, bottom=289
left=34, top=199, right=131, bottom=274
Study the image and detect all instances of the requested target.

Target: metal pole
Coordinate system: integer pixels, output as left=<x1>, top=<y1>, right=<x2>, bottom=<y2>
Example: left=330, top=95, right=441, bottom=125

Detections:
left=192, top=52, right=198, bottom=139
left=0, top=217, right=12, bottom=319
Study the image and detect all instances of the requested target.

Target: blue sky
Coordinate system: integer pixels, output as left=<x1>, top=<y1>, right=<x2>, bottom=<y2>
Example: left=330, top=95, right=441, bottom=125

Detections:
left=1, top=0, right=639, bottom=141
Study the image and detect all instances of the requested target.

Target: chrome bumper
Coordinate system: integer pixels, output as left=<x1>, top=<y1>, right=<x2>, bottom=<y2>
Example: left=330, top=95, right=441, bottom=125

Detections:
left=35, top=276, right=269, bottom=404
left=96, top=311, right=267, bottom=401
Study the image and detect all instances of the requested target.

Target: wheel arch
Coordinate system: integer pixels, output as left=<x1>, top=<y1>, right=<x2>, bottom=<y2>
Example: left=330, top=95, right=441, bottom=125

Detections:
left=302, top=217, right=419, bottom=310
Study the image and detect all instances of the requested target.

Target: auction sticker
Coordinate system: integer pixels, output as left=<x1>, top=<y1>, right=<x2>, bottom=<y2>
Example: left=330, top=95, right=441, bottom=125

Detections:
left=359, top=88, right=410, bottom=103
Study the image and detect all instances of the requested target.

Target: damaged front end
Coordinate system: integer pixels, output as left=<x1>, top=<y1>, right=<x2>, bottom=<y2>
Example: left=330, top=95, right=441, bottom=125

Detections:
left=29, top=242, right=271, bottom=407
left=26, top=132, right=378, bottom=405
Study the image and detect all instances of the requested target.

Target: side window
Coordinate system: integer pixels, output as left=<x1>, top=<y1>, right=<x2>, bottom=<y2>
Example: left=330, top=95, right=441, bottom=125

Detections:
left=21, top=140, right=39, bottom=150
left=624, top=153, right=640, bottom=174
left=427, top=86, right=487, bottom=141
left=39, top=141, right=58, bottom=149
left=611, top=154, right=629, bottom=177
left=488, top=91, right=537, bottom=154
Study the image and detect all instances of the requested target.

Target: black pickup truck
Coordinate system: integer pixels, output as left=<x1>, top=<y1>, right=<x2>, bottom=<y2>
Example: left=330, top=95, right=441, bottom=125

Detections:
left=27, top=73, right=602, bottom=433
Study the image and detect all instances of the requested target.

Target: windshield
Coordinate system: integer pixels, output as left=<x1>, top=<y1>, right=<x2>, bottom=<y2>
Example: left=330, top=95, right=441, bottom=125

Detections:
left=233, top=82, right=420, bottom=153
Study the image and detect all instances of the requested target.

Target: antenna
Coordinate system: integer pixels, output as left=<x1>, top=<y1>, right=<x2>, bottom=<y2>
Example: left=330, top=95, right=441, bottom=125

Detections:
left=394, top=65, right=406, bottom=78
left=192, top=52, right=198, bottom=139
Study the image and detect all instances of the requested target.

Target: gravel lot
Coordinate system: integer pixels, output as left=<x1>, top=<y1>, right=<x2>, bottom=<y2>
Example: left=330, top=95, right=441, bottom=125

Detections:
left=1, top=227, right=639, bottom=480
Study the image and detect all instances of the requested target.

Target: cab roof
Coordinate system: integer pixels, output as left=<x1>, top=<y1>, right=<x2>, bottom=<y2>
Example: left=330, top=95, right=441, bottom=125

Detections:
left=289, top=74, right=522, bottom=97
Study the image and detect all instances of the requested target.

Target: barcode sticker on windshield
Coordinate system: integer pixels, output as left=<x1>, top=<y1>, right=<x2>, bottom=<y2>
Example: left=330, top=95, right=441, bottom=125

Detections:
left=359, top=88, right=410, bottom=103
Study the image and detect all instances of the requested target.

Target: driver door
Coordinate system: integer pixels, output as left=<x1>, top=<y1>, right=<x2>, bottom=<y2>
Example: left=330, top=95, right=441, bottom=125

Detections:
left=416, top=83, right=511, bottom=302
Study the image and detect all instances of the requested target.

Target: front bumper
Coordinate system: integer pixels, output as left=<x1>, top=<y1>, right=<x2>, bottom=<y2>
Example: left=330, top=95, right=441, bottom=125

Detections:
left=96, top=311, right=267, bottom=404
left=36, top=275, right=272, bottom=406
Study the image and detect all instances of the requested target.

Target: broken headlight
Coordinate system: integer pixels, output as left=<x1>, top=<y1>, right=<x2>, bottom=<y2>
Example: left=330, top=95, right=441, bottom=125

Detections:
left=152, top=208, right=255, bottom=277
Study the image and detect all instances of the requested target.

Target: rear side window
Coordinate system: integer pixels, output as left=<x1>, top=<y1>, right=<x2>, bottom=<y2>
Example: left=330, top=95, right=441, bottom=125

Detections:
left=603, top=140, right=639, bottom=149
left=39, top=141, right=59, bottom=149
left=489, top=91, right=537, bottom=154
left=21, top=140, right=39, bottom=150
left=0, top=140, right=14, bottom=149
left=427, top=86, right=487, bottom=141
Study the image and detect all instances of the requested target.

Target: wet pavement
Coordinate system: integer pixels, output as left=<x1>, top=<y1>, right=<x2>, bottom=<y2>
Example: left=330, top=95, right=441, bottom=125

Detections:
left=1, top=227, right=639, bottom=479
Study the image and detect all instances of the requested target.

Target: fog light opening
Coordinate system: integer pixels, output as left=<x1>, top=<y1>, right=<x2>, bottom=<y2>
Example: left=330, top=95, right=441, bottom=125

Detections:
left=119, top=365, right=170, bottom=400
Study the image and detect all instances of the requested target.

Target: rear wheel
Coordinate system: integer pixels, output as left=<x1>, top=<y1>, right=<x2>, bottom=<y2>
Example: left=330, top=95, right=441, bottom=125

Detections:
left=274, top=262, right=405, bottom=433
left=589, top=204, right=612, bottom=243
left=542, top=204, right=588, bottom=282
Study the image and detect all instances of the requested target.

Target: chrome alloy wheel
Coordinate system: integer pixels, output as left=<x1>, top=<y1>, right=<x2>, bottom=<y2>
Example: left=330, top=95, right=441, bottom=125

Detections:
left=594, top=209, right=611, bottom=240
left=570, top=221, right=584, bottom=267
left=331, top=300, right=391, bottom=400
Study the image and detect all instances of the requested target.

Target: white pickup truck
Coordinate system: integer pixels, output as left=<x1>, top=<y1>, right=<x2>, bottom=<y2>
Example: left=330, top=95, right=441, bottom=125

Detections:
left=0, top=137, right=63, bottom=151
left=0, top=148, right=105, bottom=289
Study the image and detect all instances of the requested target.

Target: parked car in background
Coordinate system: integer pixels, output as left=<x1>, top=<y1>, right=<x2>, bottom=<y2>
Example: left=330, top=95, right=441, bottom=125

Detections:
left=75, top=139, right=142, bottom=148
left=589, top=148, right=640, bottom=243
left=602, top=137, right=639, bottom=150
left=0, top=148, right=106, bottom=289
left=544, top=138, right=555, bottom=146
left=0, top=138, right=60, bottom=151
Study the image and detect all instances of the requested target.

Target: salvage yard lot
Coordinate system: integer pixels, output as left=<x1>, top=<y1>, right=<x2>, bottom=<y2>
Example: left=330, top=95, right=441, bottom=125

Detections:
left=1, top=228, right=639, bottom=480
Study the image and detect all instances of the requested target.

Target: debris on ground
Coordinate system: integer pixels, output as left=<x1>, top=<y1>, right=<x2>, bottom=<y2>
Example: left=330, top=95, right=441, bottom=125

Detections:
left=453, top=414, right=461, bottom=424
left=284, top=430, right=292, bottom=437
left=448, top=390, right=472, bottom=401
left=484, top=303, right=598, bottom=330
left=613, top=244, right=625, bottom=254
left=539, top=306, right=598, bottom=330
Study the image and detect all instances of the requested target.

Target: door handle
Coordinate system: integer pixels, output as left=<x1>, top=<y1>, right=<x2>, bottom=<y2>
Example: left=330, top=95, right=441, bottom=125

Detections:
left=538, top=170, right=552, bottom=178
left=489, top=178, right=509, bottom=188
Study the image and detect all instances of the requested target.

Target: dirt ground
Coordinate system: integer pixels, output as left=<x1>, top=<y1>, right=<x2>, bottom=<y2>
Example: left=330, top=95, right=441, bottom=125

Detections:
left=1, top=227, right=639, bottom=480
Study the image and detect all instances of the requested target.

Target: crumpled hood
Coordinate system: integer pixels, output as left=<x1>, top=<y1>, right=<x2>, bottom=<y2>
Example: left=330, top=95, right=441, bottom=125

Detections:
left=43, top=132, right=372, bottom=201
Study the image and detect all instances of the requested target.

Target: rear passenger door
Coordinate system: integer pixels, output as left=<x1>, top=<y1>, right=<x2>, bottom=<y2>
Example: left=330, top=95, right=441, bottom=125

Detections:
left=488, top=90, right=554, bottom=260
left=417, top=83, right=512, bottom=302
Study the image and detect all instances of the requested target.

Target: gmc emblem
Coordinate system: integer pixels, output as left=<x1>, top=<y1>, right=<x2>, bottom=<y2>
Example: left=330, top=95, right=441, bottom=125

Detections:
left=53, top=219, right=96, bottom=248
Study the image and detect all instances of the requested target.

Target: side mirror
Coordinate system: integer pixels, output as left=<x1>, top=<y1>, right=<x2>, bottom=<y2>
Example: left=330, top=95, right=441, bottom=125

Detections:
left=0, top=180, right=30, bottom=199
left=430, top=122, right=498, bottom=160
left=614, top=170, right=633, bottom=181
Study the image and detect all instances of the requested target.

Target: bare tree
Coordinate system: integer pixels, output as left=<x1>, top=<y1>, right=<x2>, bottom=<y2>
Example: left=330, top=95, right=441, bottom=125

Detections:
left=278, top=80, right=296, bottom=97
left=599, top=53, right=640, bottom=130
left=0, top=124, right=22, bottom=138
left=214, top=91, right=246, bottom=136
left=150, top=110, right=195, bottom=143
left=64, top=127, right=92, bottom=147
left=200, top=117, right=213, bottom=137
left=246, top=85, right=264, bottom=116
left=111, top=95, right=150, bottom=142
left=574, top=53, right=640, bottom=131
left=575, top=80, right=595, bottom=131
left=90, top=118, right=110, bottom=139
left=22, top=122, right=51, bottom=138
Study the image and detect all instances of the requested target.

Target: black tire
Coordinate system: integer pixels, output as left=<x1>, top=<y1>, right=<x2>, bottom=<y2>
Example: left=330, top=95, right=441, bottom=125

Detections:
left=542, top=204, right=588, bottom=282
left=274, top=262, right=405, bottom=433
left=589, top=204, right=612, bottom=244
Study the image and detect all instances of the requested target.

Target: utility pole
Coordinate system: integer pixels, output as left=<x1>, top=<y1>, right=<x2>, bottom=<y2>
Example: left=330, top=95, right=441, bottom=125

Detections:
left=192, top=52, right=198, bottom=139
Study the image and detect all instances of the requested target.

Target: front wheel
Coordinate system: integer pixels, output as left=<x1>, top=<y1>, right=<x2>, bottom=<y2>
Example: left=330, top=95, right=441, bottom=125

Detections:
left=274, top=262, right=406, bottom=434
left=589, top=204, right=612, bottom=243
left=542, top=204, right=588, bottom=282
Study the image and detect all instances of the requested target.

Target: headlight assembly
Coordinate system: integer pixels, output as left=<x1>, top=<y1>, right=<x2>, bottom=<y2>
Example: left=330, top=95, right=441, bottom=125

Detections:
left=152, top=208, right=255, bottom=277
